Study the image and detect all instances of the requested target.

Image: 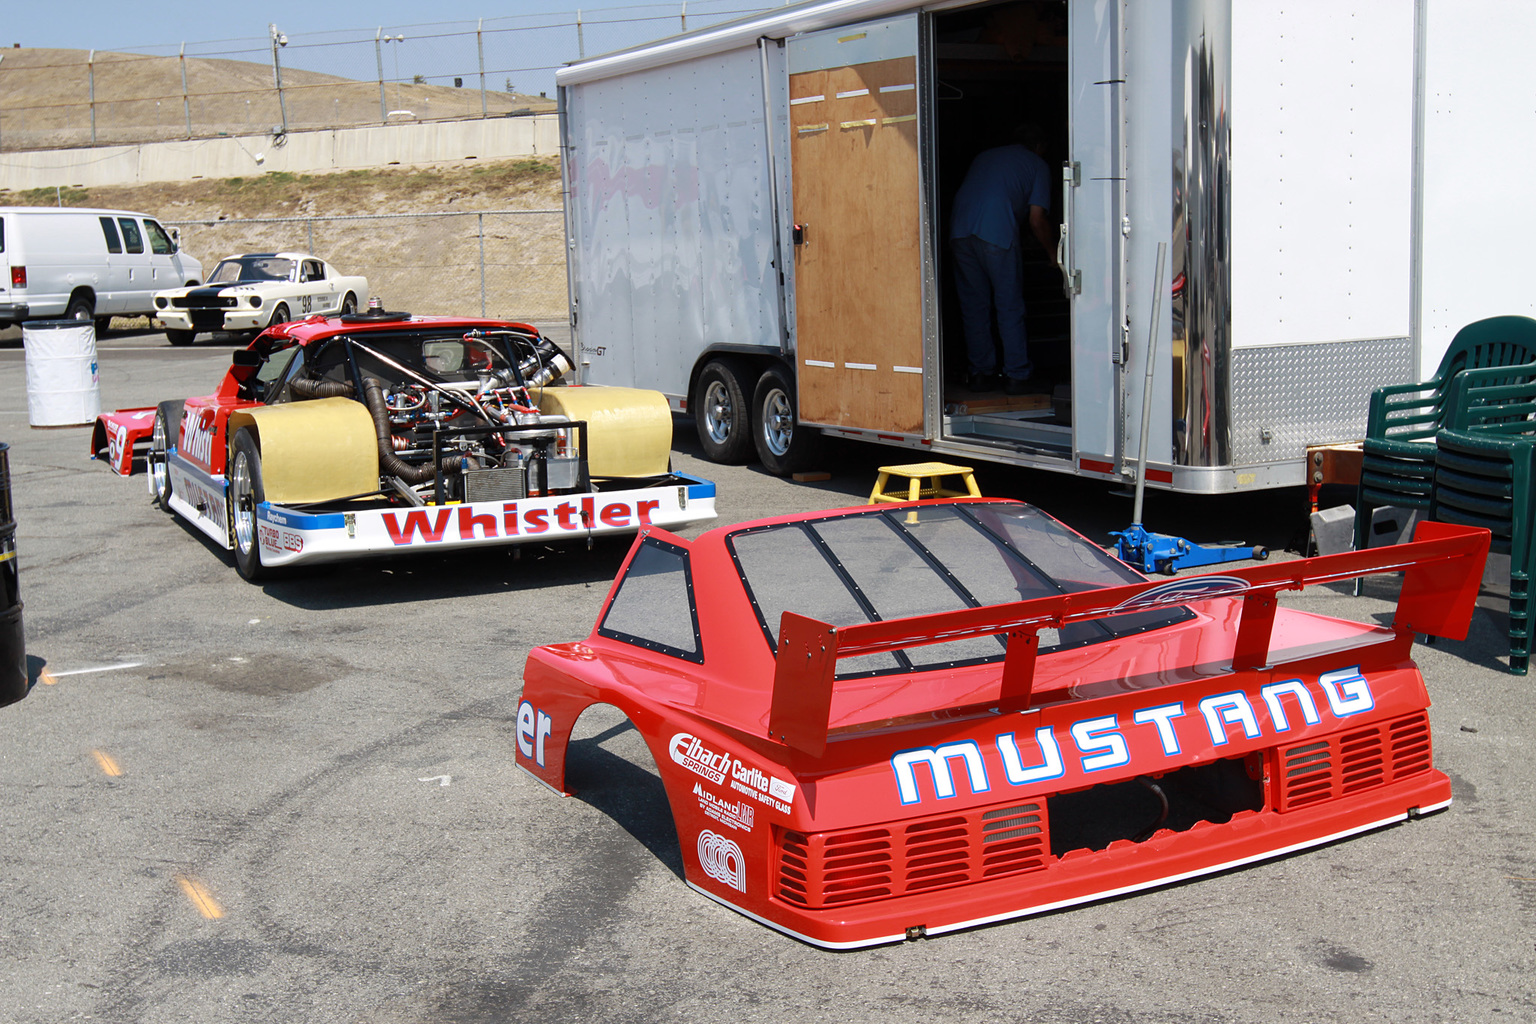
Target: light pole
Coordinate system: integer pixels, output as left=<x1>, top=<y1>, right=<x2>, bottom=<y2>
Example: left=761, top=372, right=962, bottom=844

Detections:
left=375, top=29, right=406, bottom=121
left=269, top=23, right=289, bottom=136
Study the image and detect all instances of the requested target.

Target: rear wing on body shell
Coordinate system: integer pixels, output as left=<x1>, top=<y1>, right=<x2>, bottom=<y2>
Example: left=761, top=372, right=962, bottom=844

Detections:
left=769, top=522, right=1490, bottom=757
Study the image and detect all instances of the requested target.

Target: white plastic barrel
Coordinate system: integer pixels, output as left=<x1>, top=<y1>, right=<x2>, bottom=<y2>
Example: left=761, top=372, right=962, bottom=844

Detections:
left=22, top=319, right=100, bottom=427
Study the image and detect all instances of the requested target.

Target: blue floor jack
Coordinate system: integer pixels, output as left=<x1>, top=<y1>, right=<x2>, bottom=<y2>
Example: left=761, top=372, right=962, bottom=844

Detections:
left=1109, top=243, right=1268, bottom=576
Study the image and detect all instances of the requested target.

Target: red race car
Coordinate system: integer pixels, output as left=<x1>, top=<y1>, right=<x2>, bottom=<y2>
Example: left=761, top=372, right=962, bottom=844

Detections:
left=517, top=498, right=1488, bottom=949
left=93, top=309, right=715, bottom=579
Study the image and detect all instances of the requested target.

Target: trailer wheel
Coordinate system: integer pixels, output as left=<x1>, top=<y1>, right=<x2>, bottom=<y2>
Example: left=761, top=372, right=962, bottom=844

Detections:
left=228, top=428, right=270, bottom=581
left=752, top=364, right=817, bottom=476
left=694, top=358, right=754, bottom=464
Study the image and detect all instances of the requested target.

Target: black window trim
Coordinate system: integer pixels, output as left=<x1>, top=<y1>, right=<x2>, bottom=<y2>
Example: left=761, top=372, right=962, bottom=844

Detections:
left=596, top=533, right=704, bottom=664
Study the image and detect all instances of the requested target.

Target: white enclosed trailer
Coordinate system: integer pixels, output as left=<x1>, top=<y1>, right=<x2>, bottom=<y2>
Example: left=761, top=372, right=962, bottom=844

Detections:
left=557, top=0, right=1536, bottom=492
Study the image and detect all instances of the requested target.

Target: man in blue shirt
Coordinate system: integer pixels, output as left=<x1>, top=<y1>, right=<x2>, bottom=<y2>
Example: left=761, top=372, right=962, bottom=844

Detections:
left=949, top=125, right=1057, bottom=395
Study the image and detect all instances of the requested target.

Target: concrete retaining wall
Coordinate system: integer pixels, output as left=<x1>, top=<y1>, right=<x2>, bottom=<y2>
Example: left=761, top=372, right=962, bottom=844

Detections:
left=0, top=115, right=560, bottom=191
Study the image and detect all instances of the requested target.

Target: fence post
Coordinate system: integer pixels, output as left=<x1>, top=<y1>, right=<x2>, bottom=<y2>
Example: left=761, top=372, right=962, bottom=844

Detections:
left=307, top=219, right=314, bottom=254
left=269, top=24, right=289, bottom=136
left=479, top=213, right=487, bottom=317
left=577, top=10, right=585, bottom=59
left=477, top=19, right=487, bottom=119
left=88, top=50, right=97, bottom=146
left=682, top=1, right=688, bottom=32
left=180, top=44, right=192, bottom=139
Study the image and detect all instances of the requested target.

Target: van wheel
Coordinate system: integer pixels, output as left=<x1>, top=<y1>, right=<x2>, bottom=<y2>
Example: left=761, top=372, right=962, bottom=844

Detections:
left=694, top=358, right=754, bottom=464
left=752, top=364, right=817, bottom=476
left=267, top=303, right=291, bottom=329
left=228, top=428, right=269, bottom=581
left=65, top=294, right=94, bottom=322
left=165, top=330, right=197, bottom=347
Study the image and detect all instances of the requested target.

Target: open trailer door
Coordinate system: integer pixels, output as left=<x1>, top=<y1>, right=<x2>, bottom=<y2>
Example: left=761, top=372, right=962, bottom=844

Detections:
left=787, top=15, right=925, bottom=435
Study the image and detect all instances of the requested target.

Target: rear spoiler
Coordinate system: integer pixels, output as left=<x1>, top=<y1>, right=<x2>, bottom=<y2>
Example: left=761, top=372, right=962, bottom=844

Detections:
left=768, top=522, right=1490, bottom=757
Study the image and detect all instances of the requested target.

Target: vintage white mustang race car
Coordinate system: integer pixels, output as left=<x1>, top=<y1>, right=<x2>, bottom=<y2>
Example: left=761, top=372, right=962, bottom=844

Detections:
left=152, top=252, right=367, bottom=346
left=91, top=309, right=716, bottom=579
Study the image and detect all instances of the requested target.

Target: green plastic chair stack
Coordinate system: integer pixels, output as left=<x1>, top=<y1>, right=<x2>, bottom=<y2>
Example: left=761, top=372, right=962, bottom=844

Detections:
left=1355, top=316, right=1536, bottom=553
left=1431, top=371, right=1536, bottom=675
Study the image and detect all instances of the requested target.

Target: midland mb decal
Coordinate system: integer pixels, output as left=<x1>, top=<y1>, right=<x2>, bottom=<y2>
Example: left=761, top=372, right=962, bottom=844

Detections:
left=891, top=666, right=1375, bottom=806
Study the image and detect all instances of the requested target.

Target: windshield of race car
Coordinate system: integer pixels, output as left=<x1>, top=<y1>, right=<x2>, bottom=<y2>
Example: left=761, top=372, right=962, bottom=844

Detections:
left=332, top=332, right=520, bottom=386
left=722, top=502, right=1190, bottom=674
left=209, top=256, right=295, bottom=284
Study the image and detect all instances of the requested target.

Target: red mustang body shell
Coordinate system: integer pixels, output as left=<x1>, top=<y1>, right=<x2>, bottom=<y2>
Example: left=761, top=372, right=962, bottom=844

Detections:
left=515, top=499, right=1489, bottom=949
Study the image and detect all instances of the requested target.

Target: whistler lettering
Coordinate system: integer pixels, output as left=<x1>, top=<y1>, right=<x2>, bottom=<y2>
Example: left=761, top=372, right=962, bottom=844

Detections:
left=382, top=497, right=662, bottom=546
left=180, top=409, right=217, bottom=466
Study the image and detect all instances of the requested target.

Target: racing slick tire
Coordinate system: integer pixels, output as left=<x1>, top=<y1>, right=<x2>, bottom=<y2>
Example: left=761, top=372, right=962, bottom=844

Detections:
left=148, top=400, right=183, bottom=511
left=752, top=363, right=818, bottom=476
left=165, top=330, right=197, bottom=347
left=228, top=428, right=270, bottom=581
left=694, top=358, right=754, bottom=465
left=340, top=293, right=358, bottom=316
left=268, top=303, right=291, bottom=331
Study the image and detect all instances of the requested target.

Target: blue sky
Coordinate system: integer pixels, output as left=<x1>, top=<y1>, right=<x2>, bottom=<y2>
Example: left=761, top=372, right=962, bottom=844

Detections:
left=7, top=0, right=773, bottom=98
left=6, top=0, right=764, bottom=51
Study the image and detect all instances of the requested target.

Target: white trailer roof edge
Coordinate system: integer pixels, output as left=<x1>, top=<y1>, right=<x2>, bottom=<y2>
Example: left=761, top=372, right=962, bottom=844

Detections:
left=555, top=0, right=927, bottom=85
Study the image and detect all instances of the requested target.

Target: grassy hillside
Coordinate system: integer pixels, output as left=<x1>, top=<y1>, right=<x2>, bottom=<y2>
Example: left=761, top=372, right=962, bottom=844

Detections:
left=0, top=47, right=554, bottom=149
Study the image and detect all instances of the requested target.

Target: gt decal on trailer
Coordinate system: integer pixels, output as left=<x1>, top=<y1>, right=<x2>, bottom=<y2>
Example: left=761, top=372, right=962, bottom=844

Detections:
left=891, top=666, right=1376, bottom=806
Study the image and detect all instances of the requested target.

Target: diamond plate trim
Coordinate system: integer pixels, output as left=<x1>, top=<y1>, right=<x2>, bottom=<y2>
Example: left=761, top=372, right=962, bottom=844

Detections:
left=1231, top=338, right=1412, bottom=465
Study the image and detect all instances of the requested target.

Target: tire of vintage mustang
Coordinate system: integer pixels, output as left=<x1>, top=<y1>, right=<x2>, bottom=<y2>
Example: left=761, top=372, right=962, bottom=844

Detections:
left=149, top=399, right=184, bottom=511
left=268, top=303, right=291, bottom=330
left=228, top=427, right=269, bottom=581
left=752, top=363, right=817, bottom=476
left=693, top=357, right=754, bottom=465
left=165, top=330, right=197, bottom=346
left=340, top=293, right=358, bottom=316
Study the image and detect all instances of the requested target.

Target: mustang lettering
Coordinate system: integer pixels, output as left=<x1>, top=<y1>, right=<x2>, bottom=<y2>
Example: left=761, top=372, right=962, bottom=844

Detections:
left=892, top=666, right=1375, bottom=806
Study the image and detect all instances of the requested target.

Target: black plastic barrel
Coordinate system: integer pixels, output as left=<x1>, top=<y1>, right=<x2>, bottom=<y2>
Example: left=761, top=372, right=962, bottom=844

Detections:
left=0, top=442, right=26, bottom=706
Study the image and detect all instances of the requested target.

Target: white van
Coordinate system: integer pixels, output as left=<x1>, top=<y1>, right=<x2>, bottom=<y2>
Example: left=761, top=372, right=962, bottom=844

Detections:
left=0, top=207, right=203, bottom=331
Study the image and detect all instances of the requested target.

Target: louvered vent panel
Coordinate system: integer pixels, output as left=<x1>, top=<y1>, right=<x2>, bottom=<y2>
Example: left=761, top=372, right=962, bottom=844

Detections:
left=1278, top=711, right=1436, bottom=812
left=776, top=803, right=1048, bottom=909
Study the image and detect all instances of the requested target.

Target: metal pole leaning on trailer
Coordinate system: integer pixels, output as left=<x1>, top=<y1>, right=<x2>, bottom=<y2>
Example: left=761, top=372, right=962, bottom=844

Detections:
left=1132, top=242, right=1167, bottom=528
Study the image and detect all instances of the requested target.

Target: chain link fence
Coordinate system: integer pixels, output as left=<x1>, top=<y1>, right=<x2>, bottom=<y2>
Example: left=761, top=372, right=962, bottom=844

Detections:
left=0, top=1, right=775, bottom=151
left=162, top=210, right=568, bottom=326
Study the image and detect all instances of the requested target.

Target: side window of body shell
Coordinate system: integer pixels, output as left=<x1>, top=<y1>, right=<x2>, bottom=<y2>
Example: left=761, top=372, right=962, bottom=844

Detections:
left=598, top=538, right=702, bottom=663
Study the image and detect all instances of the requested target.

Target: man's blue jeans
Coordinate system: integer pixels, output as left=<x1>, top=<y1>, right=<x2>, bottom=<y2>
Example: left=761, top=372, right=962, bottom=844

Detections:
left=951, top=234, right=1030, bottom=380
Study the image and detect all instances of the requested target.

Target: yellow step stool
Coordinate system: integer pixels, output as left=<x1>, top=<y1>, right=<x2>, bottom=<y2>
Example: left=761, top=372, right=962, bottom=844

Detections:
left=868, top=462, right=982, bottom=505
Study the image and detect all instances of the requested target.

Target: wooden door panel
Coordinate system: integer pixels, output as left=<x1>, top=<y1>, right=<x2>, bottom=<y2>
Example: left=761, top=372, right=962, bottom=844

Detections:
left=790, top=55, right=924, bottom=433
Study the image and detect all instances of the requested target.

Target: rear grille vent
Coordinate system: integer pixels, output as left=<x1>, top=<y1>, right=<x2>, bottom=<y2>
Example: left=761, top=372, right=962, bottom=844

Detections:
left=777, top=803, right=1046, bottom=909
left=1278, top=711, right=1434, bottom=811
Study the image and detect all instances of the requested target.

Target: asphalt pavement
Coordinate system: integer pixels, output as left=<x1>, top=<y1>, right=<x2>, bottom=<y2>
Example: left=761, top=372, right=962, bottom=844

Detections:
left=0, top=326, right=1531, bottom=1023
